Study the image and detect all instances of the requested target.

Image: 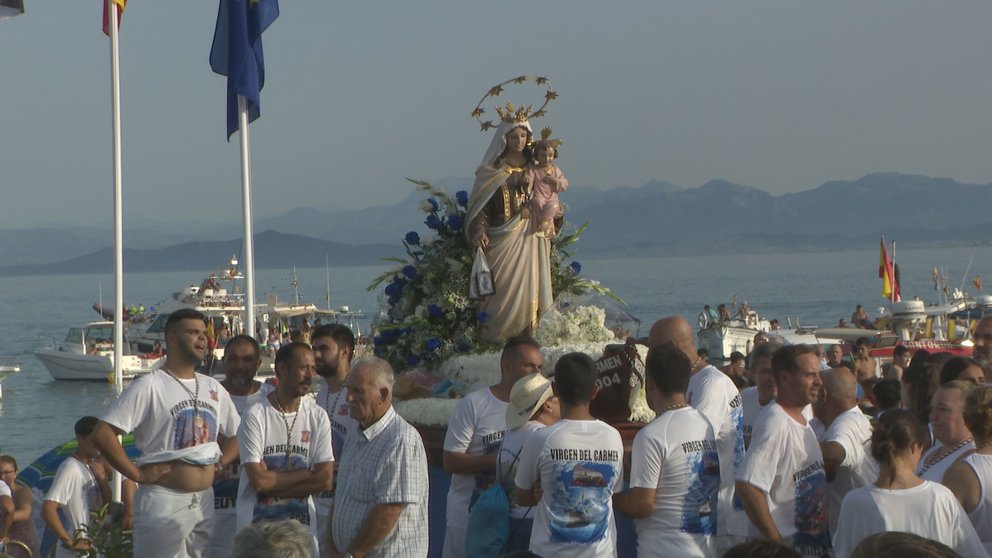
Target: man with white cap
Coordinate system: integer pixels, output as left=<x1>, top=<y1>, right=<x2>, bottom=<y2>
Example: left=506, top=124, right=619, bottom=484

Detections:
left=499, top=373, right=560, bottom=553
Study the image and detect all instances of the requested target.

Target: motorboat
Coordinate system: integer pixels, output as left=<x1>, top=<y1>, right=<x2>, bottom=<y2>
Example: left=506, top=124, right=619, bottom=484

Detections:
left=696, top=304, right=827, bottom=363
left=34, top=321, right=164, bottom=381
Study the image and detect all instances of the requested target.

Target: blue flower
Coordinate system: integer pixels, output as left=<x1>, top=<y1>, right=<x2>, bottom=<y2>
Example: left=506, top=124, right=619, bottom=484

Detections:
left=425, top=338, right=441, bottom=352
left=446, top=214, right=463, bottom=231
left=457, top=342, right=471, bottom=352
left=402, top=265, right=417, bottom=279
left=456, top=190, right=469, bottom=207
left=407, top=354, right=421, bottom=367
left=384, top=282, right=402, bottom=297
left=404, top=231, right=420, bottom=245
left=569, top=261, right=582, bottom=274
left=425, top=214, right=443, bottom=230
left=477, top=311, right=489, bottom=323
left=427, top=304, right=443, bottom=319
left=373, top=335, right=386, bottom=347
left=429, top=198, right=440, bottom=212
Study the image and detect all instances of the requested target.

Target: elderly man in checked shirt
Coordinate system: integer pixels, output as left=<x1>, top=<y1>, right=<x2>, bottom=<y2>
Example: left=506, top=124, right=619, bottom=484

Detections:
left=328, top=357, right=428, bottom=558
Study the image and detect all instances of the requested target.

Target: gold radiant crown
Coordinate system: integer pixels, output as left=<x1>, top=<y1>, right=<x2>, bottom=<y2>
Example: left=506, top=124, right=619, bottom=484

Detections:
left=471, top=75, right=557, bottom=132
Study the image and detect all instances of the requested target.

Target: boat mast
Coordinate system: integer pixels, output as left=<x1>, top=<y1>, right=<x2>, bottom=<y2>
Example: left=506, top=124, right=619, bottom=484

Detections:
left=325, top=255, right=331, bottom=311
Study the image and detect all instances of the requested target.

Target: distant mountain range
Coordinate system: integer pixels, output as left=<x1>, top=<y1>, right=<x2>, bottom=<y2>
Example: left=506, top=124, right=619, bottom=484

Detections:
left=2, top=172, right=990, bottom=275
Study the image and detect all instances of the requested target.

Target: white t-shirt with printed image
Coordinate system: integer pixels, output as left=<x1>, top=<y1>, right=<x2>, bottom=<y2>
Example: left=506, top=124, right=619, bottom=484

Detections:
left=236, top=395, right=334, bottom=537
left=687, top=365, right=745, bottom=537
left=736, top=402, right=830, bottom=557
left=629, top=406, right=720, bottom=558
left=443, top=387, right=507, bottom=529
left=100, top=369, right=240, bottom=466
left=818, top=406, right=878, bottom=534
left=46, top=457, right=102, bottom=558
left=515, top=419, right=624, bottom=558
left=498, top=421, right=545, bottom=519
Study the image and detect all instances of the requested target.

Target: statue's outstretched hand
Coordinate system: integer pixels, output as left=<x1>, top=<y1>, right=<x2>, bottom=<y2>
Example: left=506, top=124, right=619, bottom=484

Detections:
left=473, top=232, right=490, bottom=249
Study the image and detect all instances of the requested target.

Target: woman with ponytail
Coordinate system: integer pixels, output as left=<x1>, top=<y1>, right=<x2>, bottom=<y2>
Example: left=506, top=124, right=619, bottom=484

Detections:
left=831, top=410, right=985, bottom=558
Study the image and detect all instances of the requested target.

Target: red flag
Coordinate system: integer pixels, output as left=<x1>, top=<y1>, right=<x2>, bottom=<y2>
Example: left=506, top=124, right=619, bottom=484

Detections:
left=974, top=275, right=983, bottom=292
left=102, top=0, right=126, bottom=36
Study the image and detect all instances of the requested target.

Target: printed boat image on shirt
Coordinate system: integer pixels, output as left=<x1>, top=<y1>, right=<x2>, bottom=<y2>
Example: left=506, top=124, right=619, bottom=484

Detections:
left=549, top=460, right=617, bottom=544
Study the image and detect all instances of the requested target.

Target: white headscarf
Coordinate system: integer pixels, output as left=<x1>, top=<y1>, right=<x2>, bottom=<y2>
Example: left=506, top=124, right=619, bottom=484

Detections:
left=478, top=119, right=533, bottom=168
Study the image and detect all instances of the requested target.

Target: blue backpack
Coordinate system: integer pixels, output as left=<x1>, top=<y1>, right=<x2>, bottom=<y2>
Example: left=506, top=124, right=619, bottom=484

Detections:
left=465, top=443, right=519, bottom=558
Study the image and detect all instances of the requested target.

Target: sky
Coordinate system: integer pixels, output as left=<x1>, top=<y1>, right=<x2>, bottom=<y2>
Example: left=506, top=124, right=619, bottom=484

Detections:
left=2, top=1, right=992, bottom=230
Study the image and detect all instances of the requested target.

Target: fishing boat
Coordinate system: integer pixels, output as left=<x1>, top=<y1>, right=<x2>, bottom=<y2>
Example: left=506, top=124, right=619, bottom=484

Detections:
left=34, top=321, right=164, bottom=381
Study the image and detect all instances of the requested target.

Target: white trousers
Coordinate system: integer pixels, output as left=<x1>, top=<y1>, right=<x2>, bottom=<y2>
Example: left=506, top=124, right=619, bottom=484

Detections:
left=134, top=484, right=213, bottom=558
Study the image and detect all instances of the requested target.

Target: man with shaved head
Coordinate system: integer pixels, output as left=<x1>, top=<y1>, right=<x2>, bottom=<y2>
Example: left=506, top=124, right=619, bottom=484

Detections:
left=649, top=316, right=745, bottom=550
left=812, top=367, right=877, bottom=536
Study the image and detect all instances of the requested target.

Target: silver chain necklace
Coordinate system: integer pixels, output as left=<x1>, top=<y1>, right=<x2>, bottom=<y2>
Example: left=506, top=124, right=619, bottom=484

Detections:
left=271, top=392, right=301, bottom=470
left=163, top=367, right=202, bottom=429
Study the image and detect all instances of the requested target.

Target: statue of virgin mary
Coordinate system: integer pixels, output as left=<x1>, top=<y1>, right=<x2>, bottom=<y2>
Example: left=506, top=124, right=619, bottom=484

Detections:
left=465, top=115, right=555, bottom=342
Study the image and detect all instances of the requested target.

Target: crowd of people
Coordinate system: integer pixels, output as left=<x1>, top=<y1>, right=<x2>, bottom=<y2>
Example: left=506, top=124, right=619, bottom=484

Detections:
left=4, top=311, right=992, bottom=557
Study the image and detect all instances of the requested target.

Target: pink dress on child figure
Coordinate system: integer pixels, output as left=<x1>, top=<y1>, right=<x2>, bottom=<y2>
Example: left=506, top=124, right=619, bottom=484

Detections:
left=527, top=164, right=568, bottom=234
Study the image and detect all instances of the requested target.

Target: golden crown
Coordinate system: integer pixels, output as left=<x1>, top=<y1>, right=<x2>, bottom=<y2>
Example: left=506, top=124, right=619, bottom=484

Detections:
left=471, top=75, right=557, bottom=132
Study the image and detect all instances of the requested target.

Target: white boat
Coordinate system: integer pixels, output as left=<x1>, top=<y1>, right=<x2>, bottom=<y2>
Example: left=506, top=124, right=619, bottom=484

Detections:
left=0, top=356, right=20, bottom=380
left=696, top=305, right=833, bottom=363
left=34, top=321, right=164, bottom=381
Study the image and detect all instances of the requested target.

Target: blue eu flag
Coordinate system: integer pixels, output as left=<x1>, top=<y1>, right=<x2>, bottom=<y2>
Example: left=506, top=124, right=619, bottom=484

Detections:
left=210, top=0, right=280, bottom=140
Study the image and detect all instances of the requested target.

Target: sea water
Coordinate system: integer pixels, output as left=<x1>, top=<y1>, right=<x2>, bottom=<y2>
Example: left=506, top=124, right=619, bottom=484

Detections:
left=1, top=245, right=989, bottom=463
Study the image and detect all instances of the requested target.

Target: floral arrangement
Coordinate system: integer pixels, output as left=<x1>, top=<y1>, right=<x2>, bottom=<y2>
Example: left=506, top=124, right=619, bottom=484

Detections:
left=368, top=179, right=618, bottom=373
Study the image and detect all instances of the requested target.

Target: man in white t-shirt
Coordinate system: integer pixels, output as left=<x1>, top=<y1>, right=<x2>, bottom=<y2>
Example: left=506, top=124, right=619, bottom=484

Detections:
left=614, top=343, right=721, bottom=558
left=514, top=352, right=624, bottom=558
left=237, top=342, right=334, bottom=556
left=311, top=323, right=357, bottom=545
left=736, top=344, right=831, bottom=557
left=812, top=367, right=877, bottom=535
left=92, top=308, right=241, bottom=558
left=498, top=372, right=561, bottom=554
left=442, top=335, right=543, bottom=558
left=43, top=416, right=111, bottom=558
left=208, top=334, right=273, bottom=558
left=649, top=316, right=745, bottom=548
left=740, top=343, right=778, bottom=450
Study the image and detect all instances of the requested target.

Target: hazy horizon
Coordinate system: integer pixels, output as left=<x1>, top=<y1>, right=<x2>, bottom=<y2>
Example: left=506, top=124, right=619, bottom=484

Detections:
left=3, top=1, right=992, bottom=229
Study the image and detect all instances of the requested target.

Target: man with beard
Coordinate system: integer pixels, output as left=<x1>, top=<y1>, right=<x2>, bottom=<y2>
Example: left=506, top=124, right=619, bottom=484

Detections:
left=971, top=318, right=992, bottom=381
left=311, top=324, right=357, bottom=543
left=237, top=342, right=333, bottom=556
left=92, top=308, right=240, bottom=558
left=208, top=335, right=273, bottom=558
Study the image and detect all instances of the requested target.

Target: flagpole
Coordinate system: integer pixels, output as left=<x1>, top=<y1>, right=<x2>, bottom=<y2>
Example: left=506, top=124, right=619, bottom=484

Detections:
left=890, top=240, right=896, bottom=303
left=238, top=95, right=256, bottom=339
left=107, top=0, right=124, bottom=504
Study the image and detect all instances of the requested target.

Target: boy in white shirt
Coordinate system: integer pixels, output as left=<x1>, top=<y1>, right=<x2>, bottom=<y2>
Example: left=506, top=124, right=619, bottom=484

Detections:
left=614, top=343, right=721, bottom=558
left=514, top=352, right=624, bottom=558
left=43, top=416, right=111, bottom=558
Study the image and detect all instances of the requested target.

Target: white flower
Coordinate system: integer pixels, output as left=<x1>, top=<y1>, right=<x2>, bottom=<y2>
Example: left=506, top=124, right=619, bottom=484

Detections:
left=419, top=200, right=435, bottom=213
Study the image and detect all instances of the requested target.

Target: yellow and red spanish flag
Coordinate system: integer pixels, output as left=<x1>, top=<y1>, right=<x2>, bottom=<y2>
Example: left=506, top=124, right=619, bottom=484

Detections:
left=879, top=238, right=901, bottom=301
left=974, top=275, right=983, bottom=292
left=102, top=0, right=126, bottom=36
